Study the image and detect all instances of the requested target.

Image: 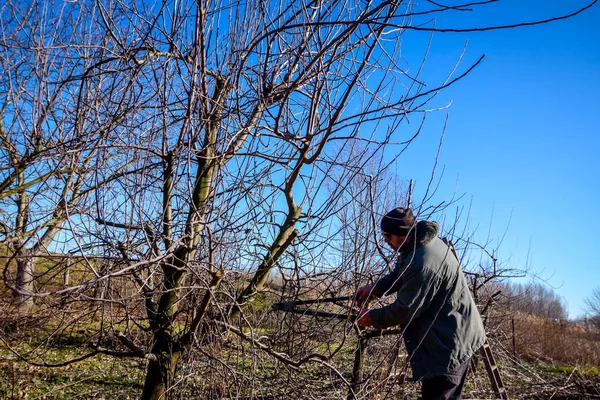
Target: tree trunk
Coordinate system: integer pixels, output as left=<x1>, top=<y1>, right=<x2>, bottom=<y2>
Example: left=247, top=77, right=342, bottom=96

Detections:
left=140, top=262, right=184, bottom=399
left=140, top=346, right=180, bottom=400
left=14, top=250, right=35, bottom=309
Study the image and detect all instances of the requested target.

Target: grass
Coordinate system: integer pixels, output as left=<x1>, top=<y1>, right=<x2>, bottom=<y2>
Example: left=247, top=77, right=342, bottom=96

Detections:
left=536, top=364, right=577, bottom=375
left=0, top=353, right=145, bottom=399
left=0, top=252, right=598, bottom=399
left=1, top=315, right=599, bottom=399
left=535, top=363, right=600, bottom=376
left=0, top=305, right=146, bottom=399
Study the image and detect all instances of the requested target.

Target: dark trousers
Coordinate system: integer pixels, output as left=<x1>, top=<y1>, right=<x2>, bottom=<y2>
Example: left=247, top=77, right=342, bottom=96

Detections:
left=420, top=359, right=470, bottom=400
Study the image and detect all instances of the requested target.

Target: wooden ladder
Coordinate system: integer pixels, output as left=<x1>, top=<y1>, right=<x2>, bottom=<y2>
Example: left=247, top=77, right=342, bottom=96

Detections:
left=480, top=340, right=508, bottom=399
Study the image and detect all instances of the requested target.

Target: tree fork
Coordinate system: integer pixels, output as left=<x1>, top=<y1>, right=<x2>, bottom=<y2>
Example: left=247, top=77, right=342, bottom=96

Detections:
left=228, top=224, right=300, bottom=319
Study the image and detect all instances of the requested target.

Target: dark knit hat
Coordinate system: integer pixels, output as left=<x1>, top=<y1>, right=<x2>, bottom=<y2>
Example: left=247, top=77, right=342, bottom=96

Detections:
left=380, top=207, right=416, bottom=236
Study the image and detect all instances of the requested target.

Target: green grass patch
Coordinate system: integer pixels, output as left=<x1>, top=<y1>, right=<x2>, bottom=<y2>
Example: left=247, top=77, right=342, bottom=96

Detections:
left=535, top=363, right=600, bottom=376
left=0, top=353, right=145, bottom=399
left=536, top=364, right=575, bottom=374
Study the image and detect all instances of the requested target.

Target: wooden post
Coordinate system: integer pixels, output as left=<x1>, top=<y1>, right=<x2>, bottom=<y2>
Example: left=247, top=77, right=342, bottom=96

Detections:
left=511, top=317, right=516, bottom=358
left=63, top=258, right=71, bottom=288
left=348, top=328, right=368, bottom=400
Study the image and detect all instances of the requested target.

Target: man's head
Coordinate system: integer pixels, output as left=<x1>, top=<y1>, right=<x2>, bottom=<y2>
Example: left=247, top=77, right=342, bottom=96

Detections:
left=380, top=207, right=416, bottom=251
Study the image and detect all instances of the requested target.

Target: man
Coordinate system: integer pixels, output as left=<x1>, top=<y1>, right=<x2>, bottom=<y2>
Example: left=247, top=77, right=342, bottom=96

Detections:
left=355, top=207, right=485, bottom=400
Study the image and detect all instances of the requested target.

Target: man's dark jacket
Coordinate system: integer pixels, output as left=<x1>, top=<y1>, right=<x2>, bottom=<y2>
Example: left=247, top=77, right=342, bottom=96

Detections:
left=369, top=220, right=485, bottom=381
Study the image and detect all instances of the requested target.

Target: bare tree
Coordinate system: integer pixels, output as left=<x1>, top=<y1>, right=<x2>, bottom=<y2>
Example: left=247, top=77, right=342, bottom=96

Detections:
left=72, top=1, right=479, bottom=397
left=584, top=286, right=600, bottom=328
left=1, top=0, right=597, bottom=399
left=0, top=0, right=140, bottom=308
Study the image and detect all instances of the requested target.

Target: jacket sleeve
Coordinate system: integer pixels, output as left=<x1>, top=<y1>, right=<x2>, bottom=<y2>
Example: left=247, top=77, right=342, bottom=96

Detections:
left=368, top=262, right=440, bottom=329
left=373, top=257, right=404, bottom=296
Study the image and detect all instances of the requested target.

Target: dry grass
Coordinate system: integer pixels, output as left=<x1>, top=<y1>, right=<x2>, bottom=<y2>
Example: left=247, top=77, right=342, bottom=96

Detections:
left=1, top=253, right=599, bottom=398
left=487, top=310, right=600, bottom=367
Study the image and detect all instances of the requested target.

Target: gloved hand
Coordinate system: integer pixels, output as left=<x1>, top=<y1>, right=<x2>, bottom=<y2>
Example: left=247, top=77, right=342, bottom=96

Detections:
left=356, top=308, right=372, bottom=327
left=354, top=285, right=379, bottom=306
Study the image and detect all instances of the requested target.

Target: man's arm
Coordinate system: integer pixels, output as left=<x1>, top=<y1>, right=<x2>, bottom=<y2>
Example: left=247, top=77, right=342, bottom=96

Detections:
left=367, top=265, right=439, bottom=329
left=355, top=260, right=402, bottom=305
left=373, top=267, right=402, bottom=297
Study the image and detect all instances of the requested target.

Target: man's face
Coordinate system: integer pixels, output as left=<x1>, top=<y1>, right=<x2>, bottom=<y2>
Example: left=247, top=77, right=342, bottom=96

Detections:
left=383, top=232, right=409, bottom=251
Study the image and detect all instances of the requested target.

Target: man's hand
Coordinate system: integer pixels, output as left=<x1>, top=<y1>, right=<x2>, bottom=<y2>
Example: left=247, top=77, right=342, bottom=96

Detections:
left=356, top=308, right=372, bottom=327
left=355, top=285, right=379, bottom=306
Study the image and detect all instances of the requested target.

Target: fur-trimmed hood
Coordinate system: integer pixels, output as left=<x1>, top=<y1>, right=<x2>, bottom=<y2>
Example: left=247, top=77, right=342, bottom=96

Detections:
left=414, top=220, right=439, bottom=248
left=400, top=220, right=439, bottom=251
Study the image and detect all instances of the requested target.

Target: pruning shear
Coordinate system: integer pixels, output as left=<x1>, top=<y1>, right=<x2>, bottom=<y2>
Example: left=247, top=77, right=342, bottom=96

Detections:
left=271, top=296, right=358, bottom=321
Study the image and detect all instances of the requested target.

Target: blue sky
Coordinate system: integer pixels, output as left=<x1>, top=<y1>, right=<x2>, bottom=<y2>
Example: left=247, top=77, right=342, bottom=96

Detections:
left=390, top=0, right=599, bottom=318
